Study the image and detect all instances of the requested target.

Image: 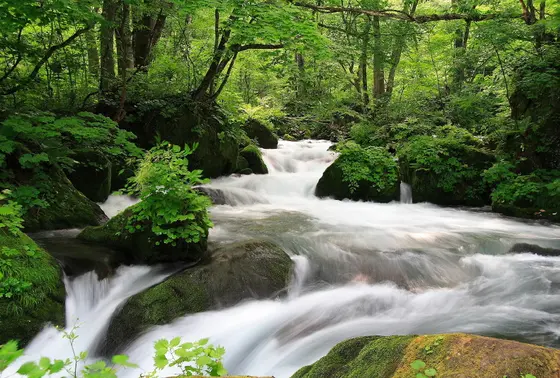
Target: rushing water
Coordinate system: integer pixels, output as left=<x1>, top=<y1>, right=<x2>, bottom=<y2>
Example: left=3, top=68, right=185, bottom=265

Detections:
left=15, top=140, right=560, bottom=378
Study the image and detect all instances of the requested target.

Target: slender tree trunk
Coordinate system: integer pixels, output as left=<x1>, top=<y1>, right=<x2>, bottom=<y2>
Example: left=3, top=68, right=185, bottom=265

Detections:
left=86, top=28, right=100, bottom=78
left=116, top=1, right=134, bottom=73
left=193, top=30, right=231, bottom=101
left=295, top=52, right=306, bottom=99
left=360, top=21, right=371, bottom=108
left=100, top=0, right=117, bottom=93
left=133, top=4, right=167, bottom=69
left=372, top=16, right=385, bottom=99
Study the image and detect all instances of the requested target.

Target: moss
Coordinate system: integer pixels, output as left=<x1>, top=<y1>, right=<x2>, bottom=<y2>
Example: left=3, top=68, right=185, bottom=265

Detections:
left=0, top=229, right=65, bottom=346
left=78, top=203, right=207, bottom=265
left=236, top=155, right=250, bottom=171
left=293, top=334, right=560, bottom=378
left=101, top=239, right=293, bottom=355
left=67, top=150, right=112, bottom=202
left=23, top=165, right=108, bottom=232
left=240, top=145, right=268, bottom=175
left=315, top=147, right=399, bottom=203
left=244, top=119, right=278, bottom=149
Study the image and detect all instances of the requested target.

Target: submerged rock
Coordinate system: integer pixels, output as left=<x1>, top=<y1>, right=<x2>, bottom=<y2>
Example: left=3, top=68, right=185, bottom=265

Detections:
left=240, top=145, right=268, bottom=175
left=292, top=333, right=560, bottom=378
left=77, top=203, right=207, bottom=266
left=23, top=165, right=108, bottom=232
left=100, top=239, right=293, bottom=355
left=244, top=119, right=278, bottom=149
left=509, top=243, right=560, bottom=257
left=0, top=229, right=65, bottom=346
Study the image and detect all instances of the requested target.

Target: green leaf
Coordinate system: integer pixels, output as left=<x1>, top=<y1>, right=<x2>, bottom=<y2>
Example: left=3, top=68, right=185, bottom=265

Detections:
left=154, top=355, right=168, bottom=369
left=17, top=362, right=39, bottom=375
left=424, top=368, right=437, bottom=376
left=38, top=357, right=51, bottom=369
left=169, top=337, right=181, bottom=348
left=411, top=360, right=426, bottom=370
left=196, top=355, right=213, bottom=367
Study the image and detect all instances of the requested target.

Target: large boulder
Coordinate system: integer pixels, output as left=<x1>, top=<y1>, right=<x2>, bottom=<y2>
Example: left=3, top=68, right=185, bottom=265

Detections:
left=292, top=333, right=560, bottom=378
left=108, top=97, right=238, bottom=178
left=0, top=229, right=65, bottom=346
left=240, top=145, right=268, bottom=175
left=244, top=119, right=278, bottom=149
left=315, top=144, right=399, bottom=202
left=100, top=239, right=293, bottom=355
left=77, top=203, right=207, bottom=266
left=23, top=165, right=108, bottom=232
left=68, top=150, right=112, bottom=203
left=398, top=136, right=494, bottom=206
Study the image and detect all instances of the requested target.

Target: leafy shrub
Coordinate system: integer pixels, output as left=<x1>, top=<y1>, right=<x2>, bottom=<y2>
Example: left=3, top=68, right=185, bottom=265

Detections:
left=0, top=331, right=227, bottom=378
left=337, top=142, right=398, bottom=194
left=123, top=142, right=213, bottom=245
left=0, top=191, right=23, bottom=235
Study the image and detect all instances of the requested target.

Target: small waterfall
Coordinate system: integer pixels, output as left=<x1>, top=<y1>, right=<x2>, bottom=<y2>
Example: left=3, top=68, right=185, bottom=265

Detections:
left=400, top=182, right=413, bottom=204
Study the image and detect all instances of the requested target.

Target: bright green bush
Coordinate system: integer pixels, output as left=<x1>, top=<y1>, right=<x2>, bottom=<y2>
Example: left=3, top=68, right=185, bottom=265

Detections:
left=337, top=142, right=398, bottom=194
left=123, top=142, right=213, bottom=246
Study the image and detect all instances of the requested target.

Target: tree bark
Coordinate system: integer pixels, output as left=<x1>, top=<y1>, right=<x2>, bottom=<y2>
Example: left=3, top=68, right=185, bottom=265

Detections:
left=100, top=0, right=117, bottom=93
left=116, top=1, right=134, bottom=73
left=133, top=3, right=167, bottom=69
left=372, top=15, right=385, bottom=99
left=359, top=21, right=371, bottom=108
left=86, top=28, right=100, bottom=78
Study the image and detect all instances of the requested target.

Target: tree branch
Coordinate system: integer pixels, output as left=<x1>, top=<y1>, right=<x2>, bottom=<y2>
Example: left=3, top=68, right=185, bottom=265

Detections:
left=231, top=43, right=284, bottom=52
left=293, top=2, right=521, bottom=23
left=1, top=25, right=92, bottom=96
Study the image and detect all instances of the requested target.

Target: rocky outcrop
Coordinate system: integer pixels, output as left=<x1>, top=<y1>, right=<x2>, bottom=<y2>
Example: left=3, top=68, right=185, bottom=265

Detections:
left=244, top=119, right=278, bottom=149
left=68, top=150, right=112, bottom=203
left=292, top=333, right=560, bottom=378
left=240, top=145, right=268, bottom=175
left=0, top=229, right=65, bottom=346
left=315, top=145, right=399, bottom=202
left=100, top=239, right=293, bottom=355
left=509, top=243, right=560, bottom=257
left=23, top=165, right=108, bottom=232
left=77, top=203, right=207, bottom=266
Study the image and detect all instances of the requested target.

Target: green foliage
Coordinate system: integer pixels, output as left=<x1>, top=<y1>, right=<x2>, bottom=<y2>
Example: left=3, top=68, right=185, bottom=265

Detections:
left=123, top=142, right=213, bottom=245
left=0, top=190, right=23, bottom=235
left=336, top=142, right=398, bottom=194
left=411, top=359, right=437, bottom=377
left=0, top=332, right=226, bottom=378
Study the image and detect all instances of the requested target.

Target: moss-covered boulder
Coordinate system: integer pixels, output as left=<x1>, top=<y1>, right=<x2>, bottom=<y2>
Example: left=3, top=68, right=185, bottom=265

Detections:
left=0, top=229, right=65, bottom=346
left=68, top=150, right=112, bottom=203
left=244, top=119, right=278, bottom=149
left=23, top=165, right=108, bottom=232
left=77, top=203, right=207, bottom=266
left=292, top=334, right=560, bottom=378
left=100, top=239, right=293, bottom=354
left=398, top=136, right=494, bottom=206
left=240, top=145, right=268, bottom=175
left=315, top=144, right=399, bottom=202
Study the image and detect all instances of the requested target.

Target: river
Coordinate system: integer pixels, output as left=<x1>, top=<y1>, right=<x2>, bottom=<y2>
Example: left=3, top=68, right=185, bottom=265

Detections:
left=16, top=140, right=560, bottom=377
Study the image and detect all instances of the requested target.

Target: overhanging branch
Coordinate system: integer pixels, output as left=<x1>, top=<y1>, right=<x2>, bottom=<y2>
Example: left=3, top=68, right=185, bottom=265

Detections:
left=232, top=43, right=284, bottom=52
left=293, top=2, right=521, bottom=23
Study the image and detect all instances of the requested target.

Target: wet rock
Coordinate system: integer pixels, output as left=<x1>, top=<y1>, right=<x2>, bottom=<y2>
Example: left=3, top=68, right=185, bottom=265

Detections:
left=244, top=119, right=278, bottom=149
left=195, top=187, right=228, bottom=205
left=240, top=145, right=268, bottom=175
left=77, top=203, right=207, bottom=266
left=100, top=239, right=293, bottom=355
left=292, top=334, right=560, bottom=378
left=23, top=165, right=108, bottom=232
left=509, top=243, right=560, bottom=257
left=0, top=229, right=65, bottom=346
left=68, top=150, right=112, bottom=203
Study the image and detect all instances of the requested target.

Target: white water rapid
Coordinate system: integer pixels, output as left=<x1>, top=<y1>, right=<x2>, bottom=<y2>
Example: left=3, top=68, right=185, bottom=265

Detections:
left=16, top=140, right=560, bottom=378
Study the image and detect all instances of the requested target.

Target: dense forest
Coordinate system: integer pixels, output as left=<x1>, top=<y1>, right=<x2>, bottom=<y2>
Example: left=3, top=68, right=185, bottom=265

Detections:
left=1, top=0, right=560, bottom=377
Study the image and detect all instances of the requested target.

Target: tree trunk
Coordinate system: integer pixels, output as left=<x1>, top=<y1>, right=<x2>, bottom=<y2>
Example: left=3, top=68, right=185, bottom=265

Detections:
left=360, top=21, right=371, bottom=108
left=116, top=1, right=134, bottom=73
left=86, top=28, right=100, bottom=78
left=372, top=16, right=385, bottom=99
left=450, top=19, right=471, bottom=92
left=295, top=52, right=305, bottom=99
left=100, top=0, right=117, bottom=93
left=133, top=7, right=167, bottom=69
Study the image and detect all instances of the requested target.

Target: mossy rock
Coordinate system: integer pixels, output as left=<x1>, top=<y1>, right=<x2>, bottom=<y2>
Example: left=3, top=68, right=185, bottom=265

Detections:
left=23, top=165, right=108, bottom=232
left=0, top=229, right=65, bottom=346
left=398, top=136, right=495, bottom=206
left=240, top=145, right=268, bottom=175
left=77, top=203, right=207, bottom=266
left=315, top=146, right=399, bottom=202
left=68, top=150, right=112, bottom=203
left=244, top=119, right=278, bottom=149
left=292, top=334, right=560, bottom=378
left=236, top=155, right=250, bottom=171
left=100, top=239, right=293, bottom=355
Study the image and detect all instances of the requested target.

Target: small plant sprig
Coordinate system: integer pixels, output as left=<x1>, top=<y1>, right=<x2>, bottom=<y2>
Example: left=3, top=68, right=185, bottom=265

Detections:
left=411, top=360, right=437, bottom=378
